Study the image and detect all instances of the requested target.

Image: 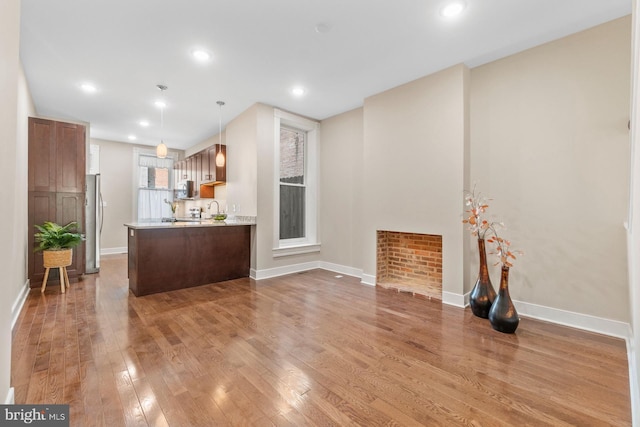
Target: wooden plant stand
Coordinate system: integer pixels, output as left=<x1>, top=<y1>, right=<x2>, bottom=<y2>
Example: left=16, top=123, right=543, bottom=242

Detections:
left=41, top=249, right=72, bottom=293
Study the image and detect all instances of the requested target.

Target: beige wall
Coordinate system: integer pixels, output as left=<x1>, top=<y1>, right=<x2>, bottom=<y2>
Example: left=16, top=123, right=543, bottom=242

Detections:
left=362, top=64, right=469, bottom=297
left=15, top=65, right=36, bottom=295
left=90, top=138, right=183, bottom=251
left=1, top=0, right=21, bottom=403
left=470, top=16, right=631, bottom=321
left=225, top=105, right=258, bottom=217
left=628, top=1, right=640, bottom=419
left=320, top=108, right=364, bottom=270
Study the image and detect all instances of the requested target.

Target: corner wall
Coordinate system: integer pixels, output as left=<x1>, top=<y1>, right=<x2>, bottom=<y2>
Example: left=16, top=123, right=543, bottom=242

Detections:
left=470, top=16, right=632, bottom=322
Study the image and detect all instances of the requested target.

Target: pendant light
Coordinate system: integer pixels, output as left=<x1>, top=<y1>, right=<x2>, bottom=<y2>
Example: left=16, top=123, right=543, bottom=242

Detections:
left=156, top=84, right=168, bottom=159
left=215, top=101, right=226, bottom=167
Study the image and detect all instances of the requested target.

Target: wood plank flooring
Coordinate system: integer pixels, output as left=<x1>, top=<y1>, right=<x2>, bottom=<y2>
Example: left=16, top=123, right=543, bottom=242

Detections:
left=12, top=254, right=631, bottom=426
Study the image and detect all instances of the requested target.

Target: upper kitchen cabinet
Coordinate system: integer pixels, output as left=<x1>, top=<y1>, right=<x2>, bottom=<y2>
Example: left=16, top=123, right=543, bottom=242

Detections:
left=28, top=118, right=85, bottom=193
left=203, top=144, right=226, bottom=184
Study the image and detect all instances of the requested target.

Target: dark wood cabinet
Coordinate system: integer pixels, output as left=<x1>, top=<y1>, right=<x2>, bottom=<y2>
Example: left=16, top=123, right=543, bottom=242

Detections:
left=55, top=122, right=86, bottom=193
left=28, top=118, right=56, bottom=192
left=127, top=224, right=251, bottom=296
left=184, top=157, right=193, bottom=182
left=28, top=117, right=86, bottom=287
left=173, top=144, right=226, bottom=200
left=204, top=144, right=226, bottom=183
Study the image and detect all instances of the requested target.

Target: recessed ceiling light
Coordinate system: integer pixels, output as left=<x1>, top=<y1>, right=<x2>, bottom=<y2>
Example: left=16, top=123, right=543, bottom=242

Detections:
left=291, top=86, right=306, bottom=97
left=315, top=23, right=333, bottom=34
left=440, top=1, right=466, bottom=18
left=191, top=49, right=212, bottom=62
left=80, top=83, right=97, bottom=93
left=154, top=100, right=166, bottom=108
left=139, top=120, right=150, bottom=127
left=128, top=135, right=137, bottom=141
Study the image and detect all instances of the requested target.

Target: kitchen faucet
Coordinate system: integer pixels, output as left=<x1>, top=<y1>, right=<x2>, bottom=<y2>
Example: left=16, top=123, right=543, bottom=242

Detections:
left=206, top=200, right=220, bottom=214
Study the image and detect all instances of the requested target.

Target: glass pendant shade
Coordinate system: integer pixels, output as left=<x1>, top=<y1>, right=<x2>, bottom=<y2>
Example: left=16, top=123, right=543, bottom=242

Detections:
left=215, top=147, right=225, bottom=167
left=156, top=141, right=168, bottom=159
left=216, top=100, right=225, bottom=167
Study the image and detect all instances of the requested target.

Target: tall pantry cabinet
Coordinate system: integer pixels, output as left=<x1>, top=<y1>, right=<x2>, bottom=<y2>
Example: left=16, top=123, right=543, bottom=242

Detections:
left=28, top=117, right=86, bottom=287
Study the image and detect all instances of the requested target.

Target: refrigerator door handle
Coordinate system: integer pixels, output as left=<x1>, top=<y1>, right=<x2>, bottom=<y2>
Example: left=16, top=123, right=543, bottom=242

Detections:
left=99, top=192, right=104, bottom=234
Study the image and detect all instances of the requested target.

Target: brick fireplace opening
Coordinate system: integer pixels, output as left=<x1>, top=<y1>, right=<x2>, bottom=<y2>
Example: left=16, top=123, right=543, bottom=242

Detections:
left=376, top=230, right=443, bottom=300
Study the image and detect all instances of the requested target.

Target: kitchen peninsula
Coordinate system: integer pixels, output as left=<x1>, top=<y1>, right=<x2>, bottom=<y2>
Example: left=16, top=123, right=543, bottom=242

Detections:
left=125, top=219, right=253, bottom=296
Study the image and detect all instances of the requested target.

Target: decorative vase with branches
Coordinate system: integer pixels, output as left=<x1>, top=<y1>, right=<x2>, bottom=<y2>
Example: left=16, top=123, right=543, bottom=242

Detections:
left=463, top=187, right=497, bottom=318
left=486, top=229, right=523, bottom=333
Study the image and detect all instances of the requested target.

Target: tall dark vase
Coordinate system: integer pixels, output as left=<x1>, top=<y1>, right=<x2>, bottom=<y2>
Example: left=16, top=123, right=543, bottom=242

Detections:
left=469, top=238, right=496, bottom=318
left=488, top=266, right=520, bottom=334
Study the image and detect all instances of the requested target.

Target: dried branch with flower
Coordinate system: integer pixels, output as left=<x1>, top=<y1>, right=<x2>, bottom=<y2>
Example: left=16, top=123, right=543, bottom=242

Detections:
left=486, top=227, right=523, bottom=268
left=463, top=186, right=523, bottom=268
left=164, top=199, right=178, bottom=214
left=462, top=186, right=494, bottom=239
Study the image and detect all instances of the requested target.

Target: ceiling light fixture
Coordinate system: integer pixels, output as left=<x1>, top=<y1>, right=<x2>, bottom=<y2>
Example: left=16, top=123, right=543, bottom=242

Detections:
left=440, top=1, right=467, bottom=18
left=192, top=49, right=211, bottom=62
left=291, top=86, right=306, bottom=97
left=80, top=83, right=97, bottom=93
left=128, top=135, right=137, bottom=141
left=216, top=101, right=226, bottom=167
left=139, top=120, right=150, bottom=127
left=156, top=84, right=168, bottom=159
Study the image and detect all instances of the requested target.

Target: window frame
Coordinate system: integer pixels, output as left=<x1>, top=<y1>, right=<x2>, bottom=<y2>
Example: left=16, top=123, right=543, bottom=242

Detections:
left=273, top=109, right=320, bottom=256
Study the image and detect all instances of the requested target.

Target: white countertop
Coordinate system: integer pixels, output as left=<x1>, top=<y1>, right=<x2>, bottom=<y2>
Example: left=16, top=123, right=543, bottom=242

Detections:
left=125, top=216, right=256, bottom=230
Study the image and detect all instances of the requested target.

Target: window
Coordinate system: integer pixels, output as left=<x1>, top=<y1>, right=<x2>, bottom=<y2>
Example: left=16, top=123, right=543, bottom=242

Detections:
left=135, top=152, right=174, bottom=221
left=279, top=126, right=306, bottom=239
left=273, top=109, right=320, bottom=256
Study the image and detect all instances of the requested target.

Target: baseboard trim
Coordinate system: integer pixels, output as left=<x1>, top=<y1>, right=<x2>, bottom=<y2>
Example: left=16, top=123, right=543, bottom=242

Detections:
left=11, top=279, right=30, bottom=331
left=442, top=291, right=467, bottom=308
left=318, top=262, right=363, bottom=279
left=101, top=247, right=127, bottom=255
left=4, top=387, right=14, bottom=404
left=513, top=299, right=631, bottom=339
left=253, top=261, right=321, bottom=280
left=361, top=274, right=376, bottom=286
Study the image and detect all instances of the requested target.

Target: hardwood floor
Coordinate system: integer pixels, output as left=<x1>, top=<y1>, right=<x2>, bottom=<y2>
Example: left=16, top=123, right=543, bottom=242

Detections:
left=12, top=254, right=631, bottom=426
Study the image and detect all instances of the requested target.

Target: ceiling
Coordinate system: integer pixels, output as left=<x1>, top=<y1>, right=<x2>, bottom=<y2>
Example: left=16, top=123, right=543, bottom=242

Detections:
left=20, top=0, right=631, bottom=151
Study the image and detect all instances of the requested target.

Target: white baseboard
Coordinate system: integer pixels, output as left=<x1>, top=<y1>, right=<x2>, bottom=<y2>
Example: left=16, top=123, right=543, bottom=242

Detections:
left=4, top=387, right=14, bottom=404
left=101, top=247, right=127, bottom=255
left=318, top=261, right=363, bottom=279
left=361, top=274, right=376, bottom=286
left=11, top=280, right=29, bottom=331
left=442, top=291, right=468, bottom=308
left=252, top=261, right=321, bottom=280
left=513, top=299, right=631, bottom=339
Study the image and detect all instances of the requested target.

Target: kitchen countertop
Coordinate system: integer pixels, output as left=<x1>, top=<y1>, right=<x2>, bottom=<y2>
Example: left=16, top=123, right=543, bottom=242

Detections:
left=125, top=216, right=256, bottom=230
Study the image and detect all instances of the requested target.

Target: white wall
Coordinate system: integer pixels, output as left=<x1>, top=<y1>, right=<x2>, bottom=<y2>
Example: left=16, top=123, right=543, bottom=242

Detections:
left=470, top=16, right=631, bottom=322
left=628, top=1, right=640, bottom=422
left=16, top=65, right=35, bottom=294
left=361, top=64, right=469, bottom=300
left=320, top=107, right=364, bottom=270
left=1, top=0, right=22, bottom=404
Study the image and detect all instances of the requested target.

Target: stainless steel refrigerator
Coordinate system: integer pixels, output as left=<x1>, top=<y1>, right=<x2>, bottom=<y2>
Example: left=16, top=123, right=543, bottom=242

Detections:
left=85, top=174, right=103, bottom=274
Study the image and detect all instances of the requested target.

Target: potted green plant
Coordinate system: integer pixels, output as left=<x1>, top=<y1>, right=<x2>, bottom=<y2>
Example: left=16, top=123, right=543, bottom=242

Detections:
left=34, top=221, right=84, bottom=269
